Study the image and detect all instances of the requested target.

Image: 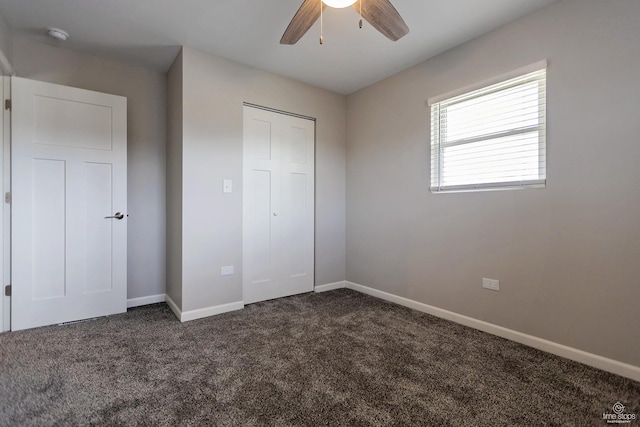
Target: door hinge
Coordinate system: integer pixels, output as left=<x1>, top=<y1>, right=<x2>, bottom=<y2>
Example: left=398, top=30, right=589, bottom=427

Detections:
left=4, top=192, right=10, bottom=204
left=4, top=99, right=10, bottom=111
left=4, top=285, right=10, bottom=297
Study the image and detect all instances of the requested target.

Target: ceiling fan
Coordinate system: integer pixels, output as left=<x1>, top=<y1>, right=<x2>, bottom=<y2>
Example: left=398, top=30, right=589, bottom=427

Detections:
left=280, top=0, right=409, bottom=45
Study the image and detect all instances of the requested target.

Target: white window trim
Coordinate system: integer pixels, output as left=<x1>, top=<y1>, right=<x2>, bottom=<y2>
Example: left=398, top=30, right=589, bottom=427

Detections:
left=429, top=61, right=547, bottom=194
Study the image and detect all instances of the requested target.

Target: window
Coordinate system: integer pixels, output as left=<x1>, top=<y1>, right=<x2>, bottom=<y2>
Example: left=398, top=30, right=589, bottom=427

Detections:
left=429, top=62, right=547, bottom=193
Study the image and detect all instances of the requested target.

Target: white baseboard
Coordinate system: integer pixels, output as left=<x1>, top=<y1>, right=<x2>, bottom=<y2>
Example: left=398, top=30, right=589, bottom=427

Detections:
left=344, top=281, right=640, bottom=382
left=164, top=294, right=244, bottom=322
left=181, top=301, right=244, bottom=322
left=314, top=281, right=347, bottom=293
left=164, top=294, right=182, bottom=320
left=127, top=294, right=166, bottom=308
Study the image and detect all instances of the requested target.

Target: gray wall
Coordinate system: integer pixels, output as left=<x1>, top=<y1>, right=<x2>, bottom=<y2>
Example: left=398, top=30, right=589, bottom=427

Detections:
left=166, top=50, right=183, bottom=307
left=0, top=12, right=12, bottom=74
left=178, top=47, right=346, bottom=312
left=346, top=0, right=640, bottom=367
left=12, top=37, right=167, bottom=302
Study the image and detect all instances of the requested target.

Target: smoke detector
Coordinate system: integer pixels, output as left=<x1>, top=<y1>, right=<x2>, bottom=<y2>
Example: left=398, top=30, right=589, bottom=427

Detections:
left=47, top=28, right=69, bottom=41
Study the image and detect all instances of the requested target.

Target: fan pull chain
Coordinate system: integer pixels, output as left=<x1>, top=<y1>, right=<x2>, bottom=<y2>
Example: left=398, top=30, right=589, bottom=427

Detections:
left=359, top=0, right=363, bottom=29
left=320, top=0, right=324, bottom=44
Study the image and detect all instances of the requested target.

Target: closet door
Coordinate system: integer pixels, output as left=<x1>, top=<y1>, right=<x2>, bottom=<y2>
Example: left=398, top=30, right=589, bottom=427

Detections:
left=243, top=106, right=314, bottom=304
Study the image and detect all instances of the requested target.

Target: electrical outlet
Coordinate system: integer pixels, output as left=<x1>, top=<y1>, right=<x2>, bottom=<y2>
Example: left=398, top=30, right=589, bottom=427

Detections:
left=220, top=265, right=234, bottom=276
left=482, top=278, right=500, bottom=291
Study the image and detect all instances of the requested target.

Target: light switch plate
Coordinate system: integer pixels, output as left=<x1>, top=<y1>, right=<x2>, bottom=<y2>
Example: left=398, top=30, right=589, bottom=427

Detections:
left=223, top=179, right=232, bottom=193
left=221, top=265, right=234, bottom=276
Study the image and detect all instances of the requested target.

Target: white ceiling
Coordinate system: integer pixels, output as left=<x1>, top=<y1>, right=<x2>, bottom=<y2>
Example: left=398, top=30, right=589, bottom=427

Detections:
left=0, top=0, right=558, bottom=94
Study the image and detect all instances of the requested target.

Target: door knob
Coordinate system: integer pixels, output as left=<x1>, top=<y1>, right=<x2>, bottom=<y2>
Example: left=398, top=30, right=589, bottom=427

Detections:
left=105, top=212, right=125, bottom=220
left=273, top=212, right=278, bottom=216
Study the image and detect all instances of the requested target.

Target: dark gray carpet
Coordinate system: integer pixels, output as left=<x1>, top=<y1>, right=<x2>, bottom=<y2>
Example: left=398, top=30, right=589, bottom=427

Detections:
left=0, top=289, right=638, bottom=426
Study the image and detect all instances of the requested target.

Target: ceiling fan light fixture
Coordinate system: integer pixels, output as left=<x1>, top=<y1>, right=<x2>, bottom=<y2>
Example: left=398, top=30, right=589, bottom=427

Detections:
left=322, top=0, right=357, bottom=9
left=280, top=0, right=409, bottom=45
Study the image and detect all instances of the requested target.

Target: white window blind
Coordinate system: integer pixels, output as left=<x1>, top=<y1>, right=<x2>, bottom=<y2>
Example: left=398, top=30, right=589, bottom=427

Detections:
left=430, top=65, right=547, bottom=193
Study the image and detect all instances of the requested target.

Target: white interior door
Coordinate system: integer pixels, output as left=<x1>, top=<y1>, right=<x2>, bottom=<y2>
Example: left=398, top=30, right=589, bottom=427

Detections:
left=11, top=77, right=127, bottom=331
left=243, top=106, right=314, bottom=304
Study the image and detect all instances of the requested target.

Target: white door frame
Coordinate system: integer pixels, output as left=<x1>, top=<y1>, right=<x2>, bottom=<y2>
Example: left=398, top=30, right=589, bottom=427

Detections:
left=1, top=76, right=10, bottom=332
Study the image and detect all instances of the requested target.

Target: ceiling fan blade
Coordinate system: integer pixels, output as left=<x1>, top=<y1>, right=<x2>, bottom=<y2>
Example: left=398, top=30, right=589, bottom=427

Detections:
left=281, top=0, right=327, bottom=45
left=354, top=0, right=409, bottom=42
